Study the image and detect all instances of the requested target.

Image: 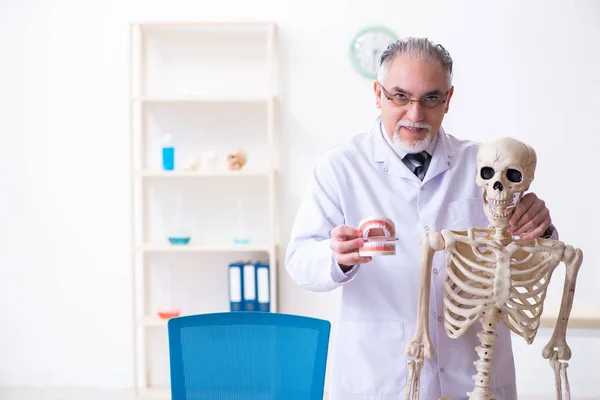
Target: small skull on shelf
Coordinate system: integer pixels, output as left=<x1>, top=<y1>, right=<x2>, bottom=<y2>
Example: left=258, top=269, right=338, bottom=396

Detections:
left=201, top=151, right=217, bottom=171
left=183, top=156, right=200, bottom=171
left=227, top=150, right=247, bottom=171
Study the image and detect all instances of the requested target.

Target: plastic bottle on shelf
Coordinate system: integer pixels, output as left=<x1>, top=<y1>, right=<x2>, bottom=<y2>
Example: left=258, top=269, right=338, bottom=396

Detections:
left=233, top=197, right=250, bottom=245
left=157, top=265, right=181, bottom=319
left=162, top=133, right=175, bottom=171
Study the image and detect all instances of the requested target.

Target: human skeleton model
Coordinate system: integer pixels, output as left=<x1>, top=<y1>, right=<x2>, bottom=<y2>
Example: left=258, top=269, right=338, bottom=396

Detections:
left=404, top=138, right=584, bottom=400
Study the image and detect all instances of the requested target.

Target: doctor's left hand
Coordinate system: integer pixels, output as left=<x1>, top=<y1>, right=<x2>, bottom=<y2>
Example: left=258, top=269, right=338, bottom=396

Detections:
left=508, top=192, right=551, bottom=240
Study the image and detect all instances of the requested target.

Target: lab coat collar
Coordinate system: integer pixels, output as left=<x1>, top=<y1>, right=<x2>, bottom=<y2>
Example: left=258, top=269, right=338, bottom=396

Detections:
left=371, top=115, right=451, bottom=183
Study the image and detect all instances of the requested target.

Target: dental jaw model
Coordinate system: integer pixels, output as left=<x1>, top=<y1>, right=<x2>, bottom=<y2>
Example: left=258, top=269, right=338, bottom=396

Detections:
left=358, top=216, right=397, bottom=256
left=404, top=137, right=584, bottom=400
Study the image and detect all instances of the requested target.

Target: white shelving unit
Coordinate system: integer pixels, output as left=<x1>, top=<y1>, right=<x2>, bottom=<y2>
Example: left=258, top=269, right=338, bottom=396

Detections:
left=128, top=21, right=279, bottom=398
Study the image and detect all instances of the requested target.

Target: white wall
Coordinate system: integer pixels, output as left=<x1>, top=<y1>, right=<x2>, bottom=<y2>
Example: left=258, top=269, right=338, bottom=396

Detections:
left=1, top=0, right=599, bottom=397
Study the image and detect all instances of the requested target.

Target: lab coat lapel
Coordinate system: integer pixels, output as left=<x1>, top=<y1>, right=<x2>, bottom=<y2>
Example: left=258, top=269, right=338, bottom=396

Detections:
left=371, top=118, right=422, bottom=181
left=422, top=127, right=451, bottom=184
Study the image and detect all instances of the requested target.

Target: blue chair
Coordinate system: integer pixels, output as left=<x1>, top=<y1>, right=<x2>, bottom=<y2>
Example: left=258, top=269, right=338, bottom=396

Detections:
left=167, top=312, right=331, bottom=400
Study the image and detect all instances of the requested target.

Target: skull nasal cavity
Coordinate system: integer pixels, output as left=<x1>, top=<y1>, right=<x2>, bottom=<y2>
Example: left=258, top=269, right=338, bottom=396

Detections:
left=493, top=181, right=504, bottom=191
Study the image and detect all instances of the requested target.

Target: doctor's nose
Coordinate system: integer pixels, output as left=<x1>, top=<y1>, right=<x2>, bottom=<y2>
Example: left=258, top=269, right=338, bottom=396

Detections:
left=405, top=101, right=425, bottom=121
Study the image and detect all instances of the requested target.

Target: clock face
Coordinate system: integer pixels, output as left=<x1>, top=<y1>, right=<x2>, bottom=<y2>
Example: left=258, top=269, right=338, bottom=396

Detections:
left=349, top=26, right=399, bottom=79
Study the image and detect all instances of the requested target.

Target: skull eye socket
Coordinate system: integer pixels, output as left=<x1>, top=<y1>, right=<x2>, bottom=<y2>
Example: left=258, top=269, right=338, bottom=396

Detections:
left=507, top=169, right=522, bottom=183
left=480, top=167, right=495, bottom=180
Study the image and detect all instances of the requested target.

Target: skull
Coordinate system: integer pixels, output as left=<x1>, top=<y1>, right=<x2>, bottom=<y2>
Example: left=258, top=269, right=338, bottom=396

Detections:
left=226, top=150, right=247, bottom=171
left=475, top=137, right=537, bottom=229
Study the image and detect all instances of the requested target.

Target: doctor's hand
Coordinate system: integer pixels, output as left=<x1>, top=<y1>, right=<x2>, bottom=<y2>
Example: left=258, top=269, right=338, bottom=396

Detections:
left=330, top=225, right=372, bottom=272
left=508, top=192, right=551, bottom=240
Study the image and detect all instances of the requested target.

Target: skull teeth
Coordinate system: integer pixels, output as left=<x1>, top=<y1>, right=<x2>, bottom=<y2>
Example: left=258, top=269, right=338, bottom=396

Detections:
left=488, top=198, right=513, bottom=205
left=485, top=196, right=516, bottom=219
left=489, top=208, right=512, bottom=218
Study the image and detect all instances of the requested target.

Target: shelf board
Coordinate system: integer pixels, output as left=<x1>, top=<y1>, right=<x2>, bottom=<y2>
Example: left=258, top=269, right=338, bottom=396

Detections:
left=137, top=316, right=169, bottom=327
left=539, top=302, right=600, bottom=329
left=136, top=387, right=170, bottom=399
left=138, top=170, right=273, bottom=178
left=138, top=242, right=274, bottom=253
left=133, top=95, right=276, bottom=103
left=134, top=21, right=275, bottom=32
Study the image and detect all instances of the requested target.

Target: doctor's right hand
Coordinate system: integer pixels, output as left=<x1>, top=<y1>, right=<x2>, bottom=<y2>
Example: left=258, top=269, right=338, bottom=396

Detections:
left=330, top=225, right=372, bottom=272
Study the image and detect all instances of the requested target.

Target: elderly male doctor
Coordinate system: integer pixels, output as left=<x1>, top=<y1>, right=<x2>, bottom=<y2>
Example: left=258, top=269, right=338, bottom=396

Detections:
left=285, top=38, right=557, bottom=400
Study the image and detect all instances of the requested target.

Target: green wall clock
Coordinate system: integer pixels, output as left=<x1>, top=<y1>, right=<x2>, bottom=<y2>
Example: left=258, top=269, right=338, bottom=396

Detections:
left=349, top=26, right=399, bottom=79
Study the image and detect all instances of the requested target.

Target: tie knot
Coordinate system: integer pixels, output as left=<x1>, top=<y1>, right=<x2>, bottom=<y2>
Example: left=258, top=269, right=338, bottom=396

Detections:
left=403, top=151, right=431, bottom=181
left=404, top=151, right=429, bottom=166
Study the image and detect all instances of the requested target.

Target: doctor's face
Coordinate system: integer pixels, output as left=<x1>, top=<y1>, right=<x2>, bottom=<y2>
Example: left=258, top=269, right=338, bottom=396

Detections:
left=374, top=54, right=454, bottom=153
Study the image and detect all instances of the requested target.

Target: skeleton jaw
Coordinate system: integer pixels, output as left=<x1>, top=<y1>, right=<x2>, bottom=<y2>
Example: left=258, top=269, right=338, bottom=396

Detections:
left=483, top=192, right=522, bottom=228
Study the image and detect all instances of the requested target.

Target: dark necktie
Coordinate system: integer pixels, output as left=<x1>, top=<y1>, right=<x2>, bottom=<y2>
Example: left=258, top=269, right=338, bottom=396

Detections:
left=403, top=151, right=431, bottom=181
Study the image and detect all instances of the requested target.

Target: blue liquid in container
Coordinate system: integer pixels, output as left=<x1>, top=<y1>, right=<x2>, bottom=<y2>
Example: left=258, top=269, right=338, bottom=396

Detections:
left=162, top=147, right=174, bottom=170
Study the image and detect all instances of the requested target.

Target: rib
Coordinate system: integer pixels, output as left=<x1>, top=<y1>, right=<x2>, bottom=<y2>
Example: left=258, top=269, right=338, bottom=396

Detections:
left=446, top=267, right=491, bottom=297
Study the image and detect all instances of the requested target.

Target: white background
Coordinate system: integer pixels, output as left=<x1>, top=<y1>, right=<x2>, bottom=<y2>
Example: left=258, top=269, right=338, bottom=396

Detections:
left=1, top=0, right=599, bottom=398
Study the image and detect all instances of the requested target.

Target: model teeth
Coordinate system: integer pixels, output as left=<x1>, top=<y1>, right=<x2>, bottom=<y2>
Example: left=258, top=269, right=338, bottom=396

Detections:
left=364, top=223, right=390, bottom=237
left=364, top=241, right=394, bottom=247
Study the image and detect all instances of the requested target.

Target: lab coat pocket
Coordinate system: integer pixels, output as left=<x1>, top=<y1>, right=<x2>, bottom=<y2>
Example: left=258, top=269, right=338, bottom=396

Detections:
left=337, top=320, right=407, bottom=395
left=447, top=196, right=485, bottom=231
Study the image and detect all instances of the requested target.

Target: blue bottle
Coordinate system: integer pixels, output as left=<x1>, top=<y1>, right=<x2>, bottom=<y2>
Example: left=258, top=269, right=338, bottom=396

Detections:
left=162, top=134, right=174, bottom=171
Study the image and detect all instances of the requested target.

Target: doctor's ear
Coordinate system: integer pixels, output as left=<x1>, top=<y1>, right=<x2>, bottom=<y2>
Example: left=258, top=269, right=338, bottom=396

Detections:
left=444, top=86, right=455, bottom=113
left=374, top=81, right=382, bottom=109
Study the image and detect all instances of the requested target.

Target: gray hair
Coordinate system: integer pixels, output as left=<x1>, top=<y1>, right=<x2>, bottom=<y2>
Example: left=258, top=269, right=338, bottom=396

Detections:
left=377, top=37, right=453, bottom=88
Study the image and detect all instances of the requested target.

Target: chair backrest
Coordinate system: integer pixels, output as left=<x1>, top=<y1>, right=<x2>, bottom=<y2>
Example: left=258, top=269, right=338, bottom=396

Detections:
left=167, top=312, right=331, bottom=400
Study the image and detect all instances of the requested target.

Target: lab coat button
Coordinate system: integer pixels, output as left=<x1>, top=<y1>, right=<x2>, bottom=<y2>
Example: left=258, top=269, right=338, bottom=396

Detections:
left=440, top=367, right=445, bottom=373
left=438, top=316, right=442, bottom=322
left=424, top=226, right=429, bottom=231
left=420, top=186, right=425, bottom=191
left=433, top=269, right=439, bottom=275
left=383, top=167, right=389, bottom=173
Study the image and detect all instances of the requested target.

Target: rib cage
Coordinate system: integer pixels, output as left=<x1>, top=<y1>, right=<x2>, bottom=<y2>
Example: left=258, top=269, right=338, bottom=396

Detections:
left=442, top=228, right=564, bottom=343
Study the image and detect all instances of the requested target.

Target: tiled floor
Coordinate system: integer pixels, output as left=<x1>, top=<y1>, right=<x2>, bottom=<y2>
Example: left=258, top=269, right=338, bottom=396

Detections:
left=0, top=388, right=133, bottom=400
left=0, top=387, right=588, bottom=400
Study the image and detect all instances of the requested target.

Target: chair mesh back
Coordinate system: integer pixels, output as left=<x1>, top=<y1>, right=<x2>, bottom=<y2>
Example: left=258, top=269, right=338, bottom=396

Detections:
left=168, top=313, right=330, bottom=400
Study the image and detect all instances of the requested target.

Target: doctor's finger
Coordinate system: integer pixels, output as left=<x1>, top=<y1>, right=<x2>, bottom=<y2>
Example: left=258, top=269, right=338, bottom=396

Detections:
left=336, top=252, right=372, bottom=266
left=522, top=216, right=551, bottom=240
left=331, top=225, right=362, bottom=240
left=331, top=237, right=364, bottom=254
left=509, top=193, right=536, bottom=226
left=513, top=208, right=549, bottom=236
left=511, top=199, right=546, bottom=231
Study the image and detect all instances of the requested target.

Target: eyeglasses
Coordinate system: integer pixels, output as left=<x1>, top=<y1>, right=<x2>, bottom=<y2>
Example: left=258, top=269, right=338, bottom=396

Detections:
left=379, top=83, right=449, bottom=109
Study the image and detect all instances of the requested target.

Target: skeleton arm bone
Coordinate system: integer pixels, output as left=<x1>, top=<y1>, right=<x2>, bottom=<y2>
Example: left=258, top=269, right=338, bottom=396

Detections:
left=542, top=245, right=583, bottom=400
left=405, top=231, right=445, bottom=400
left=541, top=245, right=583, bottom=361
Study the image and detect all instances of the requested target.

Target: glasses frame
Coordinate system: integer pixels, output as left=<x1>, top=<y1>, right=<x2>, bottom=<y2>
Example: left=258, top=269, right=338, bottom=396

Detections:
left=378, top=82, right=450, bottom=109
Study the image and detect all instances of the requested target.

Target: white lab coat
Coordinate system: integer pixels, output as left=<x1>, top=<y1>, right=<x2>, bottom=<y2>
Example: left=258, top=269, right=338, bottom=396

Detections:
left=285, top=117, right=518, bottom=400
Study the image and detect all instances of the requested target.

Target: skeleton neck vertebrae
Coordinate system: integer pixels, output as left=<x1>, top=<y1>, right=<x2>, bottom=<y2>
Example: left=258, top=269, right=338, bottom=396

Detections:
left=404, top=137, right=584, bottom=400
left=491, top=227, right=511, bottom=246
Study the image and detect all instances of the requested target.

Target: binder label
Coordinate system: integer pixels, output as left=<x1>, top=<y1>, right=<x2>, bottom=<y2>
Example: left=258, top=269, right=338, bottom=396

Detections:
left=257, top=267, right=269, bottom=303
left=229, top=267, right=241, bottom=302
